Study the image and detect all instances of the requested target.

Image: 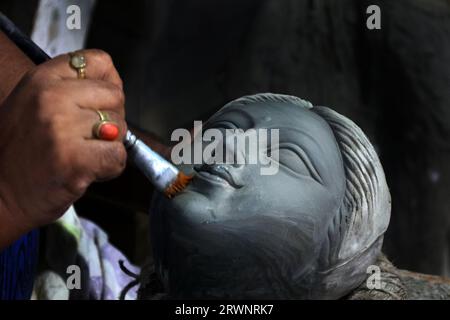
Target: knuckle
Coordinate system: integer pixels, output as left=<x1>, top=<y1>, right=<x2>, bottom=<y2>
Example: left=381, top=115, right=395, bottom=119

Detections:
left=111, top=87, right=125, bottom=106
left=105, top=143, right=127, bottom=175
left=91, top=49, right=113, bottom=66
left=117, top=144, right=127, bottom=165
left=115, top=76, right=124, bottom=89
left=119, top=119, right=128, bottom=137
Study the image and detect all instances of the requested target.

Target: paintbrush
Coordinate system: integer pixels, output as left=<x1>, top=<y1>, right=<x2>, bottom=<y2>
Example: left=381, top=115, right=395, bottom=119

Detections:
left=2, top=16, right=193, bottom=198
left=124, top=131, right=192, bottom=198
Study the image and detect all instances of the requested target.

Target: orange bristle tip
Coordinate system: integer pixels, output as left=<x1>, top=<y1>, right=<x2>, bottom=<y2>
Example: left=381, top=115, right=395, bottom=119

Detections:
left=164, top=172, right=193, bottom=198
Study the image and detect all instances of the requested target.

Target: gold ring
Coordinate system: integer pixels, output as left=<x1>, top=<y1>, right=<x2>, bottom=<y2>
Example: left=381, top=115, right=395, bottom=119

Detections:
left=69, top=52, right=86, bottom=79
left=92, top=110, right=120, bottom=141
left=96, top=110, right=110, bottom=122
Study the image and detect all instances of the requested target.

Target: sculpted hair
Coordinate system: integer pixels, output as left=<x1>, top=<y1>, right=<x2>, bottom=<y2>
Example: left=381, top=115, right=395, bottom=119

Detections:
left=225, top=92, right=314, bottom=110
left=311, top=106, right=391, bottom=260
left=311, top=105, right=391, bottom=298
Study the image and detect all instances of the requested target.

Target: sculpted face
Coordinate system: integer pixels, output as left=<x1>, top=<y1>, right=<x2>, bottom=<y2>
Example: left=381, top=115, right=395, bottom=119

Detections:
left=150, top=99, right=347, bottom=298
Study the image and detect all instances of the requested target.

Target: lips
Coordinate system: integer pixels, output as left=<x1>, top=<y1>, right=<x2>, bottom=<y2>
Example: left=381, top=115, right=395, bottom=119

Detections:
left=194, top=165, right=243, bottom=189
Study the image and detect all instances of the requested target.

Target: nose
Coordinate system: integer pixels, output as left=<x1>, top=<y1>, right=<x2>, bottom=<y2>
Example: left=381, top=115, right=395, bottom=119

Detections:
left=223, top=129, right=248, bottom=169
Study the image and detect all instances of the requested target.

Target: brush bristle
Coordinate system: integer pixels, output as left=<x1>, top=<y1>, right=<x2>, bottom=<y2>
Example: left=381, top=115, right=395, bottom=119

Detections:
left=164, top=172, right=193, bottom=198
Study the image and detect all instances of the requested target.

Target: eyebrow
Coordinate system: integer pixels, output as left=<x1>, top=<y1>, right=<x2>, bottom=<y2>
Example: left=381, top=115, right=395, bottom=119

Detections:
left=207, top=109, right=255, bottom=129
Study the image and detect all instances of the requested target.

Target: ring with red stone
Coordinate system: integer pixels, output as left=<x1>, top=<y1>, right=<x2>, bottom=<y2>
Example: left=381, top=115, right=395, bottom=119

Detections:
left=92, top=110, right=120, bottom=141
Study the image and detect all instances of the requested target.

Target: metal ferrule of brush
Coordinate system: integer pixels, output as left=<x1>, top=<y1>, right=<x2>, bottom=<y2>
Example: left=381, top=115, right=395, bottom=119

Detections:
left=124, top=130, right=179, bottom=193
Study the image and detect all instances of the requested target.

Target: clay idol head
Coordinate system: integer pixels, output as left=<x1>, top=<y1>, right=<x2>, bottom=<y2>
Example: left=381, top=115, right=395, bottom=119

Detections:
left=150, top=93, right=391, bottom=299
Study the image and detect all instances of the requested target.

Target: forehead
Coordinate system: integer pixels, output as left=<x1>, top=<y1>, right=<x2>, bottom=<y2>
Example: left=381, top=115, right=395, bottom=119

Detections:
left=212, top=101, right=324, bottom=130
left=210, top=101, right=336, bottom=147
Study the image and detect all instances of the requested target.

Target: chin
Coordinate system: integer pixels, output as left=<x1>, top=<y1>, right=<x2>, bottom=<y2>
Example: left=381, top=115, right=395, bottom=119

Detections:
left=151, top=200, right=319, bottom=299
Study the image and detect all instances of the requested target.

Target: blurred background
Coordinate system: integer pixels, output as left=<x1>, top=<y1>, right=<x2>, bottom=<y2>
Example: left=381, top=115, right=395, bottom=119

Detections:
left=1, top=0, right=449, bottom=277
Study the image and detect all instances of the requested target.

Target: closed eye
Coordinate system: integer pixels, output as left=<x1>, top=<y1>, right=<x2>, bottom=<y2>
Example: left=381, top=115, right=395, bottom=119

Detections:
left=270, top=142, right=323, bottom=185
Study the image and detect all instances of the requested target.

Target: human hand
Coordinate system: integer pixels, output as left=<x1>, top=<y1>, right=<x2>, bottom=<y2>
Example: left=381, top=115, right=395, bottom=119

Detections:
left=0, top=49, right=127, bottom=248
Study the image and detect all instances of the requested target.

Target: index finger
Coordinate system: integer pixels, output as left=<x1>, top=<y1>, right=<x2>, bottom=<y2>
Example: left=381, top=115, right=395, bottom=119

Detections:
left=39, top=49, right=123, bottom=89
